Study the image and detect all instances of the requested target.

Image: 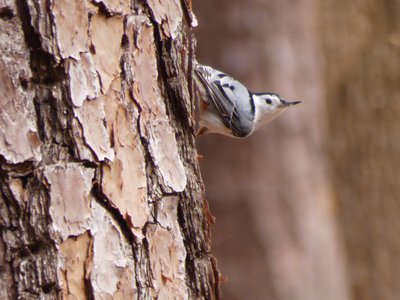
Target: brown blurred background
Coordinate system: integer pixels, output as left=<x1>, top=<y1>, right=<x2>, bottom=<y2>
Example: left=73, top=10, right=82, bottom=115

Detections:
left=193, top=1, right=400, bottom=300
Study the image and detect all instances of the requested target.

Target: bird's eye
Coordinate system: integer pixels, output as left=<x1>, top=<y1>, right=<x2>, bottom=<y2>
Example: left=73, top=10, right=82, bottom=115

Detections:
left=265, top=99, right=272, bottom=104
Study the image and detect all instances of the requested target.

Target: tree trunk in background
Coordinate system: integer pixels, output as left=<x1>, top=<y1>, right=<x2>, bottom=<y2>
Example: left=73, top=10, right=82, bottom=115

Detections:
left=322, top=2, right=400, bottom=300
left=195, top=1, right=348, bottom=300
left=0, top=1, right=219, bottom=299
left=196, top=0, right=400, bottom=300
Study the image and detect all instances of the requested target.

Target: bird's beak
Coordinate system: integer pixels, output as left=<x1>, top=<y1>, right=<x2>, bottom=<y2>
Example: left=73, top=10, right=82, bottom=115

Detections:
left=280, top=100, right=301, bottom=107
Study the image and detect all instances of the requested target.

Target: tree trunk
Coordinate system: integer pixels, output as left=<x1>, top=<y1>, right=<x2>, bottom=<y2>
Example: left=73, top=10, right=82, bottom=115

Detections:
left=322, top=2, right=400, bottom=300
left=195, top=1, right=348, bottom=299
left=195, top=1, right=400, bottom=300
left=0, top=0, right=219, bottom=299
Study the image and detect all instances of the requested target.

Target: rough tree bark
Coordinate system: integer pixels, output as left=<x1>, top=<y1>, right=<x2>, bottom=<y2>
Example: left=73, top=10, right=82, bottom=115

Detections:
left=0, top=0, right=219, bottom=299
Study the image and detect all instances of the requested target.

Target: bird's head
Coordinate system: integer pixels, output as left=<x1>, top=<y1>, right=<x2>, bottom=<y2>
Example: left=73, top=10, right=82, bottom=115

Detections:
left=253, top=93, right=301, bottom=128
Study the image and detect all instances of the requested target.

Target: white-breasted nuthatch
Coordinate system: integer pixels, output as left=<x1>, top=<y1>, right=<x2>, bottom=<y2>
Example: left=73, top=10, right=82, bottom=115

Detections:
left=194, top=64, right=301, bottom=138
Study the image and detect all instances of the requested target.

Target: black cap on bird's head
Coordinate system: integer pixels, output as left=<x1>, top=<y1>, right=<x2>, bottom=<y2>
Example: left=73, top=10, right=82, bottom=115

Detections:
left=256, top=93, right=301, bottom=108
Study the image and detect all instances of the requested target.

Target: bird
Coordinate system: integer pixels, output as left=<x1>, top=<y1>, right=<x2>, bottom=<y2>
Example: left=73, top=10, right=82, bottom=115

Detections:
left=194, top=64, right=301, bottom=138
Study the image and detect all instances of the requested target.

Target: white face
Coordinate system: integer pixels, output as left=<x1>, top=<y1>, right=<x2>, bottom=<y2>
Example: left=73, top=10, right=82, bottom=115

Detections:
left=259, top=94, right=283, bottom=110
left=253, top=93, right=287, bottom=129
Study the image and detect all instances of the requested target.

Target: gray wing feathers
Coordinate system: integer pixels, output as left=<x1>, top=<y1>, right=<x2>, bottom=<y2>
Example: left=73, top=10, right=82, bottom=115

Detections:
left=195, top=65, right=254, bottom=137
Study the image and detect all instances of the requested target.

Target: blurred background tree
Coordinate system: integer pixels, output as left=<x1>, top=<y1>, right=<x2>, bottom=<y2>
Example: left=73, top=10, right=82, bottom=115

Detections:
left=194, top=0, right=400, bottom=299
